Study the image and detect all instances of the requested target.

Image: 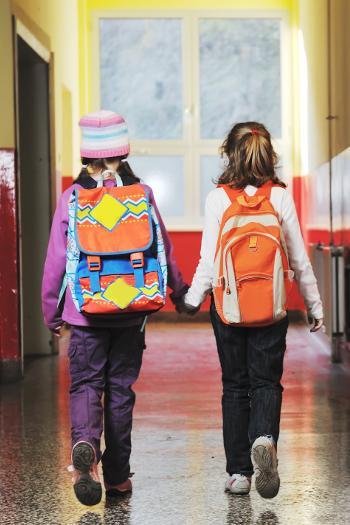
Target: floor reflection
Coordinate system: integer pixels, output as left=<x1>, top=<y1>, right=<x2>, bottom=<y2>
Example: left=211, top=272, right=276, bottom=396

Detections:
left=76, top=512, right=103, bottom=525
left=0, top=322, right=349, bottom=525
left=226, top=494, right=253, bottom=525
left=255, top=510, right=279, bottom=525
left=104, top=494, right=131, bottom=525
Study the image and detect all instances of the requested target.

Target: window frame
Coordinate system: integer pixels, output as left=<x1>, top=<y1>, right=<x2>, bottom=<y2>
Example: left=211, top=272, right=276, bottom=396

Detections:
left=91, top=9, right=292, bottom=231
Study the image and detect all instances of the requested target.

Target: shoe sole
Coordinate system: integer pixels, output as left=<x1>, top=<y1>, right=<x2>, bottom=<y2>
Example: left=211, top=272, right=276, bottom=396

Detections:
left=106, top=487, right=132, bottom=498
left=225, top=486, right=250, bottom=495
left=72, top=443, right=102, bottom=506
left=251, top=439, right=280, bottom=499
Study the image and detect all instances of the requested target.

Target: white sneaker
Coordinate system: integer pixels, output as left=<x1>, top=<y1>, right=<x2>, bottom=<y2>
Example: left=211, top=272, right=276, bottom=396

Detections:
left=251, top=436, right=280, bottom=499
left=225, top=474, right=251, bottom=495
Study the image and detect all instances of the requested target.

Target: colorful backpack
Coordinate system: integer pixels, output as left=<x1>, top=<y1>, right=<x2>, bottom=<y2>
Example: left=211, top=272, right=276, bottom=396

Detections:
left=61, top=179, right=167, bottom=316
left=213, top=181, right=294, bottom=326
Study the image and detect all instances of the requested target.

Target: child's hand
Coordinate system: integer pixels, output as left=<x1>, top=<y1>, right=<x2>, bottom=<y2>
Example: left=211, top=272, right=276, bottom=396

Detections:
left=310, top=318, right=324, bottom=333
left=176, top=298, right=200, bottom=316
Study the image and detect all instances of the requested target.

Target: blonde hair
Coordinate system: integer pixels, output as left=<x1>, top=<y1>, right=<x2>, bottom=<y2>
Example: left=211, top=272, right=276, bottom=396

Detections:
left=218, top=122, right=286, bottom=189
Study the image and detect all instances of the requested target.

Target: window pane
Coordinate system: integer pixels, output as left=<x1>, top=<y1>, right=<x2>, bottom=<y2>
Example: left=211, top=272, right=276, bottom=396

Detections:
left=200, top=19, right=281, bottom=139
left=200, top=155, right=224, bottom=215
left=100, top=18, right=183, bottom=140
left=129, top=156, right=184, bottom=217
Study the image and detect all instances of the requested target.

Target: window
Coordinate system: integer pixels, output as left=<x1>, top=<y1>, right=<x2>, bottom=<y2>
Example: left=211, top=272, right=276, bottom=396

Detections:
left=199, top=18, right=281, bottom=139
left=95, top=11, right=290, bottom=229
left=100, top=18, right=183, bottom=140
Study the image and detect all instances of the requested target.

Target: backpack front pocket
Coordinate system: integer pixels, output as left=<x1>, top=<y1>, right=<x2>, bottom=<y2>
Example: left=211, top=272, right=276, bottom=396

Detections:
left=76, top=256, right=164, bottom=314
left=222, top=232, right=282, bottom=325
left=236, top=274, right=274, bottom=324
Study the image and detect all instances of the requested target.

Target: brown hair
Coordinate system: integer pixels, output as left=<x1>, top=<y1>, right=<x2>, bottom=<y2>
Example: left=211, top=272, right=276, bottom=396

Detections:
left=217, top=122, right=286, bottom=189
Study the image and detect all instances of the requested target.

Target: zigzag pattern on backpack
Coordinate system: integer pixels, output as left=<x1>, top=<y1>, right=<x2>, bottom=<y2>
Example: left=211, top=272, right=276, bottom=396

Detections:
left=76, top=196, right=149, bottom=225
left=82, top=282, right=163, bottom=302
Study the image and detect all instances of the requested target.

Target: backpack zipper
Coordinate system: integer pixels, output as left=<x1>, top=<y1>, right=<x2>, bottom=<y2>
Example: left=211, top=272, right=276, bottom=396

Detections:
left=224, top=232, right=281, bottom=295
left=236, top=274, right=273, bottom=287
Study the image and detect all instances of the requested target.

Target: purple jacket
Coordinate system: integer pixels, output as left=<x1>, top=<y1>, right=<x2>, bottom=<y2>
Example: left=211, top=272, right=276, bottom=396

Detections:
left=42, top=181, right=187, bottom=330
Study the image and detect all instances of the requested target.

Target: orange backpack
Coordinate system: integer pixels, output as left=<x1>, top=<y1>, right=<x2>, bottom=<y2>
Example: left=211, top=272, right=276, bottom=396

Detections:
left=213, top=181, right=293, bottom=326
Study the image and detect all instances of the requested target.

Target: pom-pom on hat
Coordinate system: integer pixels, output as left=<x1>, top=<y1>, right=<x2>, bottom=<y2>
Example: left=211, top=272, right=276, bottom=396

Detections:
left=79, top=110, right=130, bottom=159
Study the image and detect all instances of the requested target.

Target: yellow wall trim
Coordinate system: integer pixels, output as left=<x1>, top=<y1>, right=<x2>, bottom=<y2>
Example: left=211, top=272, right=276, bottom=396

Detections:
left=85, top=0, right=294, bottom=9
left=11, top=2, right=51, bottom=50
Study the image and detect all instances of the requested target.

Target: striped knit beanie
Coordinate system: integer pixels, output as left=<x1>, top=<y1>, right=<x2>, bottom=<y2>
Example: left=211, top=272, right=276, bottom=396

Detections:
left=79, top=110, right=130, bottom=159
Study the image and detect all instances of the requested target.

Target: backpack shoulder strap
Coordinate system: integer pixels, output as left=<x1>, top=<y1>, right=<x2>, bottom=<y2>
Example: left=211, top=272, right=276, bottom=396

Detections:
left=255, top=181, right=274, bottom=199
left=219, top=182, right=284, bottom=203
left=218, top=184, right=243, bottom=203
left=255, top=181, right=285, bottom=199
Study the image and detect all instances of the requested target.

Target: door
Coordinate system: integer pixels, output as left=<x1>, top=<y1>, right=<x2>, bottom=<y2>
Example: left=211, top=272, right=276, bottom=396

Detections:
left=16, top=35, right=52, bottom=359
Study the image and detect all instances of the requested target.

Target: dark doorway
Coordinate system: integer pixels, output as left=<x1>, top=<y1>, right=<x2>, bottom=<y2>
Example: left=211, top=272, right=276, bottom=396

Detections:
left=16, top=36, right=52, bottom=359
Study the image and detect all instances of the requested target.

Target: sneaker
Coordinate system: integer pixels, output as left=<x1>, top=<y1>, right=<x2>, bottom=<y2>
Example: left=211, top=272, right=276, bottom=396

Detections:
left=251, top=436, right=280, bottom=499
left=105, top=478, right=133, bottom=498
left=225, top=474, right=251, bottom=495
left=68, top=441, right=102, bottom=506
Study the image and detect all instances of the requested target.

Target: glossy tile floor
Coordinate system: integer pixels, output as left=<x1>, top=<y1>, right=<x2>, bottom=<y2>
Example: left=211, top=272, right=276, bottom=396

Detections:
left=0, top=321, right=349, bottom=525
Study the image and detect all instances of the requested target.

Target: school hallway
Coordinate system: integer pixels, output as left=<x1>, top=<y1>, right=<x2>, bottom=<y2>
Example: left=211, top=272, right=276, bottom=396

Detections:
left=0, top=320, right=349, bottom=525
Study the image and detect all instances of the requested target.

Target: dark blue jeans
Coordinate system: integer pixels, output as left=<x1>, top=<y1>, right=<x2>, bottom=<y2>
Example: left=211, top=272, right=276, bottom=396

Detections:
left=210, top=301, right=288, bottom=477
left=68, top=325, right=145, bottom=485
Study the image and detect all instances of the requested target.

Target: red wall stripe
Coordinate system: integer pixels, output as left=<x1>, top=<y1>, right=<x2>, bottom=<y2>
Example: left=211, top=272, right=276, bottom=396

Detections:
left=168, top=232, right=305, bottom=312
left=292, top=176, right=303, bottom=224
left=61, top=176, right=73, bottom=193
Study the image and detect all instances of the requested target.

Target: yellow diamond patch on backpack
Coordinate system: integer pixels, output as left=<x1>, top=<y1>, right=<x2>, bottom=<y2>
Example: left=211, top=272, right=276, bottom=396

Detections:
left=102, top=278, right=140, bottom=309
left=89, top=194, right=128, bottom=231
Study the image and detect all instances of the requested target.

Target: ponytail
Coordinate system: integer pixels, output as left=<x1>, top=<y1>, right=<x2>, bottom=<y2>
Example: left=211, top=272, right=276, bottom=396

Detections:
left=75, top=160, right=94, bottom=187
left=116, top=159, right=140, bottom=182
left=217, top=121, right=286, bottom=189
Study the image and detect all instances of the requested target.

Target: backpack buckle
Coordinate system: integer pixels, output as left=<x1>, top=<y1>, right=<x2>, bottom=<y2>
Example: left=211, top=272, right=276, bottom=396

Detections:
left=87, top=255, right=101, bottom=271
left=130, top=252, right=144, bottom=268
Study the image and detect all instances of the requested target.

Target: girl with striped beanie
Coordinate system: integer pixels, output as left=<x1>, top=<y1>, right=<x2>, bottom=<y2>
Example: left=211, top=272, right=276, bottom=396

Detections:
left=42, top=110, right=189, bottom=505
left=78, top=109, right=134, bottom=186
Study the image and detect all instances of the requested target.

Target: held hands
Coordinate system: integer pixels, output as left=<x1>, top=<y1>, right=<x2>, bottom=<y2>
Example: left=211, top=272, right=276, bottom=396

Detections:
left=175, top=296, right=200, bottom=316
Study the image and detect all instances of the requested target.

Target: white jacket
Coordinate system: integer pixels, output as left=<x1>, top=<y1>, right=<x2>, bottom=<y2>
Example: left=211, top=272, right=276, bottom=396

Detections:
left=185, top=185, right=323, bottom=319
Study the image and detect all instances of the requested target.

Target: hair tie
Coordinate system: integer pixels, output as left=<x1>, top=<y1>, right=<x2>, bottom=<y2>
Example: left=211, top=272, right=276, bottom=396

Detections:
left=83, top=163, right=95, bottom=174
left=251, top=129, right=259, bottom=135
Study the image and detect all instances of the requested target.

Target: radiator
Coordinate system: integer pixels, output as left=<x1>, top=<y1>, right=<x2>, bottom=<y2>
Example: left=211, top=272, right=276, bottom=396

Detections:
left=309, top=244, right=345, bottom=362
left=344, top=247, right=350, bottom=342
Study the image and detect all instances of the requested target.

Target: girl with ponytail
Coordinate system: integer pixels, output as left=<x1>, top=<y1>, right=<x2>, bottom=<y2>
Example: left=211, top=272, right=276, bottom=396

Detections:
left=179, top=121, right=323, bottom=499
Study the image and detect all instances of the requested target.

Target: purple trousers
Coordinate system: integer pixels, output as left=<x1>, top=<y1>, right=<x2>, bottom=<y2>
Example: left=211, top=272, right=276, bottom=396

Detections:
left=68, top=324, right=145, bottom=485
